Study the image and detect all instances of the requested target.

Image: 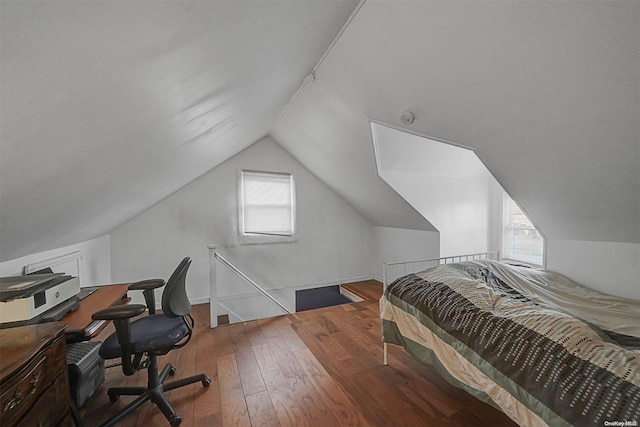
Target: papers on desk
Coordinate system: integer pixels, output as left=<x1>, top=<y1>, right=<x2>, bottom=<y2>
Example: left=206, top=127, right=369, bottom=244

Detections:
left=0, top=273, right=64, bottom=301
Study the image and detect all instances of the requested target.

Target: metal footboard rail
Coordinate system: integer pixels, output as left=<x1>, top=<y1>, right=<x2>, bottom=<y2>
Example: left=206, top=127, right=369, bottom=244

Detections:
left=208, top=245, right=290, bottom=327
left=383, top=250, right=499, bottom=288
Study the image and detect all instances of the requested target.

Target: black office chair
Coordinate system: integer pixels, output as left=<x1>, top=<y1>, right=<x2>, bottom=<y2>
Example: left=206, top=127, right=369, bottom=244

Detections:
left=92, top=257, right=210, bottom=427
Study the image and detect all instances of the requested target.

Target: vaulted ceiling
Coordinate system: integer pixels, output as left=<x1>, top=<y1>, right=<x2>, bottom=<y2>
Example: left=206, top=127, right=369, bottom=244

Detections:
left=1, top=0, right=366, bottom=261
left=273, top=1, right=640, bottom=245
left=2, top=1, right=638, bottom=262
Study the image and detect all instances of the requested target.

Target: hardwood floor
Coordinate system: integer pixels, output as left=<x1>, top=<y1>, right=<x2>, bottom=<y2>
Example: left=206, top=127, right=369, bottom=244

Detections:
left=79, top=280, right=516, bottom=426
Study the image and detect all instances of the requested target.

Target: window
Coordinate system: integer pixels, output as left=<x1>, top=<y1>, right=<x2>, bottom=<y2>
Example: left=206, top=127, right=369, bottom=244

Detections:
left=502, top=193, right=544, bottom=266
left=239, top=170, right=296, bottom=241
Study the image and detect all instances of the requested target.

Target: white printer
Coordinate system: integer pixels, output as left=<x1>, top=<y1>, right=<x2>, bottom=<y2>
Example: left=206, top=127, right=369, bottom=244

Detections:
left=0, top=272, right=80, bottom=327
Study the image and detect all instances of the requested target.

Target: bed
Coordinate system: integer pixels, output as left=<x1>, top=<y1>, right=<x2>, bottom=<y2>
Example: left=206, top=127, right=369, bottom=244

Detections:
left=380, top=254, right=640, bottom=427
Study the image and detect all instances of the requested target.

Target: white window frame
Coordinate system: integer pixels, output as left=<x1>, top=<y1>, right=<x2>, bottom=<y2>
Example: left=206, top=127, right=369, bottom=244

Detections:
left=501, top=193, right=545, bottom=267
left=238, top=169, right=296, bottom=244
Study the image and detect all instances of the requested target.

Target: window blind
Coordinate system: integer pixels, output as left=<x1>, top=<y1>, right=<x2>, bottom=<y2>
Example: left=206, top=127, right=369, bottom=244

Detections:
left=502, top=193, right=543, bottom=265
left=241, top=171, right=295, bottom=236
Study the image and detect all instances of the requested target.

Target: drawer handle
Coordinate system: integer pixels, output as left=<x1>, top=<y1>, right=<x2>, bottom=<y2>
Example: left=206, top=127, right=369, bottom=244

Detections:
left=2, top=370, right=42, bottom=412
left=29, top=371, right=41, bottom=394
left=4, top=397, right=19, bottom=412
left=3, top=390, right=22, bottom=412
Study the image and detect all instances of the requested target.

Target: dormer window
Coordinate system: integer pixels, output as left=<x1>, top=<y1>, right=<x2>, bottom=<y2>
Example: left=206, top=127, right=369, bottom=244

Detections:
left=502, top=193, right=544, bottom=266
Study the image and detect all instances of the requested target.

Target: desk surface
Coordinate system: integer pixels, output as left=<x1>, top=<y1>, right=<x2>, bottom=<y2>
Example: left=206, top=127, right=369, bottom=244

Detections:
left=61, top=283, right=129, bottom=339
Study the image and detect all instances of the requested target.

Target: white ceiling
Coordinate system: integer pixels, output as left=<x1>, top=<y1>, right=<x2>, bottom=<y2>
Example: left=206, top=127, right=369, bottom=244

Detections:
left=1, top=1, right=638, bottom=262
left=0, top=0, right=361, bottom=261
left=273, top=0, right=639, bottom=244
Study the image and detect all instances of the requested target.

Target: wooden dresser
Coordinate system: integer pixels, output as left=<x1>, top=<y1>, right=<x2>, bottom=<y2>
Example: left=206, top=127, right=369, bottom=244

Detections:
left=0, top=323, right=72, bottom=427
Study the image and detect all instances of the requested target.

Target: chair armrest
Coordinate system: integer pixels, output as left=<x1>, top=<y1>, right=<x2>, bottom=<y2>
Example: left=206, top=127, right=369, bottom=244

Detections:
left=129, top=279, right=165, bottom=315
left=92, top=304, right=147, bottom=376
left=92, top=304, right=146, bottom=321
left=128, top=279, right=165, bottom=291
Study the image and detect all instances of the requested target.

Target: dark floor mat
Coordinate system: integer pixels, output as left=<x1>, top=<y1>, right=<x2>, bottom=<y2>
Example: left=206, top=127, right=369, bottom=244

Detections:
left=295, top=285, right=352, bottom=312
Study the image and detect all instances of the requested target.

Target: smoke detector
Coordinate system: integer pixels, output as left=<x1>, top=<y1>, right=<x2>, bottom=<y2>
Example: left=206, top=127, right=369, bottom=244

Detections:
left=400, top=111, right=415, bottom=125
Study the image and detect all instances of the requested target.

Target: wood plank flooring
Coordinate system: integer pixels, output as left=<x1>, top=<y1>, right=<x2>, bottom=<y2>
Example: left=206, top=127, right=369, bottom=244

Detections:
left=79, top=280, right=516, bottom=426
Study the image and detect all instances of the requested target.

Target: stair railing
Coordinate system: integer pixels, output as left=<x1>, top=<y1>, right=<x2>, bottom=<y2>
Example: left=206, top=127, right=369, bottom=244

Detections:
left=208, top=245, right=291, bottom=327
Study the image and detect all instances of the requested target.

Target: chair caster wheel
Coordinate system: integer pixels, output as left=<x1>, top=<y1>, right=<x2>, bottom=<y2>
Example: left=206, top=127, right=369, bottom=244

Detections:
left=202, top=376, right=211, bottom=387
left=169, top=366, right=177, bottom=376
left=169, top=414, right=182, bottom=426
left=108, top=392, right=119, bottom=403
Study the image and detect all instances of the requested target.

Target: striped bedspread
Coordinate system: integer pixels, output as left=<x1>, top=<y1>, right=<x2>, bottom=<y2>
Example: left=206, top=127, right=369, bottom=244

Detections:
left=380, top=260, right=640, bottom=427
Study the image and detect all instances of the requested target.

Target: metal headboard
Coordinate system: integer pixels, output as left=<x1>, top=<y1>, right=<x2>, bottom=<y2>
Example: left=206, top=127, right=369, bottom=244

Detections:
left=383, top=251, right=499, bottom=288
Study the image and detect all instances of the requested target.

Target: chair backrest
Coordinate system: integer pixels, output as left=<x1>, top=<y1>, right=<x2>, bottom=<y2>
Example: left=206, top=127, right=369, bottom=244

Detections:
left=161, top=257, right=192, bottom=317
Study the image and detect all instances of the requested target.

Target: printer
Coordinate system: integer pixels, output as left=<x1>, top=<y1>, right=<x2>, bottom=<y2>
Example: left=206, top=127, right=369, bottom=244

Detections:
left=0, top=270, right=80, bottom=328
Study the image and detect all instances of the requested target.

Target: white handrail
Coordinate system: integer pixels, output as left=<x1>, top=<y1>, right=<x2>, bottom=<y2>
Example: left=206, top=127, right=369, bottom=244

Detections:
left=208, top=245, right=290, bottom=327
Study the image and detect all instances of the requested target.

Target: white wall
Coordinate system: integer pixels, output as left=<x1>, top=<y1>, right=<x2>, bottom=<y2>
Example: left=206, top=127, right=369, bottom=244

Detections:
left=382, top=173, right=500, bottom=257
left=371, top=123, right=503, bottom=258
left=373, top=226, right=440, bottom=282
left=110, top=137, right=375, bottom=305
left=0, top=235, right=112, bottom=287
left=546, top=240, right=640, bottom=301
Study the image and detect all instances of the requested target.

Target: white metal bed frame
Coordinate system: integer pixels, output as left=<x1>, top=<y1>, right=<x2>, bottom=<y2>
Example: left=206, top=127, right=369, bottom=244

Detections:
left=382, top=250, right=499, bottom=365
left=383, top=251, right=500, bottom=289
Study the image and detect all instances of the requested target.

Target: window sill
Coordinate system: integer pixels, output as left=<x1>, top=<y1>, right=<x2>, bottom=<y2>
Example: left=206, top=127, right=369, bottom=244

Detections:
left=239, top=234, right=297, bottom=245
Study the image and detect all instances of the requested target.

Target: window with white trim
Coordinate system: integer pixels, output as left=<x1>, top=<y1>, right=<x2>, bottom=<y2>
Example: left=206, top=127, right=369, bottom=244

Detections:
left=239, top=170, right=296, bottom=241
left=502, top=193, right=544, bottom=266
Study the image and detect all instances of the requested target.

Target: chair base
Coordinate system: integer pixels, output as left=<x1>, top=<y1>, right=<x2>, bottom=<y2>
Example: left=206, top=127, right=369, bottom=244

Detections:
left=99, top=362, right=211, bottom=427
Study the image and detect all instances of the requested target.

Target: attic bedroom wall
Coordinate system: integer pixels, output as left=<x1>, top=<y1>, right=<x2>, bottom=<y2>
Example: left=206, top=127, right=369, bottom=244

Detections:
left=546, top=241, right=639, bottom=301
left=109, top=136, right=407, bottom=304
left=0, top=235, right=112, bottom=287
left=371, top=122, right=504, bottom=258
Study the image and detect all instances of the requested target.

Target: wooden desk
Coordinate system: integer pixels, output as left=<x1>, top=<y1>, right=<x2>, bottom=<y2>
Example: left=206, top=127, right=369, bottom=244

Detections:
left=0, top=285, right=130, bottom=426
left=61, top=283, right=130, bottom=341
left=0, top=323, right=72, bottom=427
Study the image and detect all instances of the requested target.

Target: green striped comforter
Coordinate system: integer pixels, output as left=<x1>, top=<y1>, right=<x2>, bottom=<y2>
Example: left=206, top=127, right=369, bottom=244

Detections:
left=380, top=260, right=640, bottom=427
